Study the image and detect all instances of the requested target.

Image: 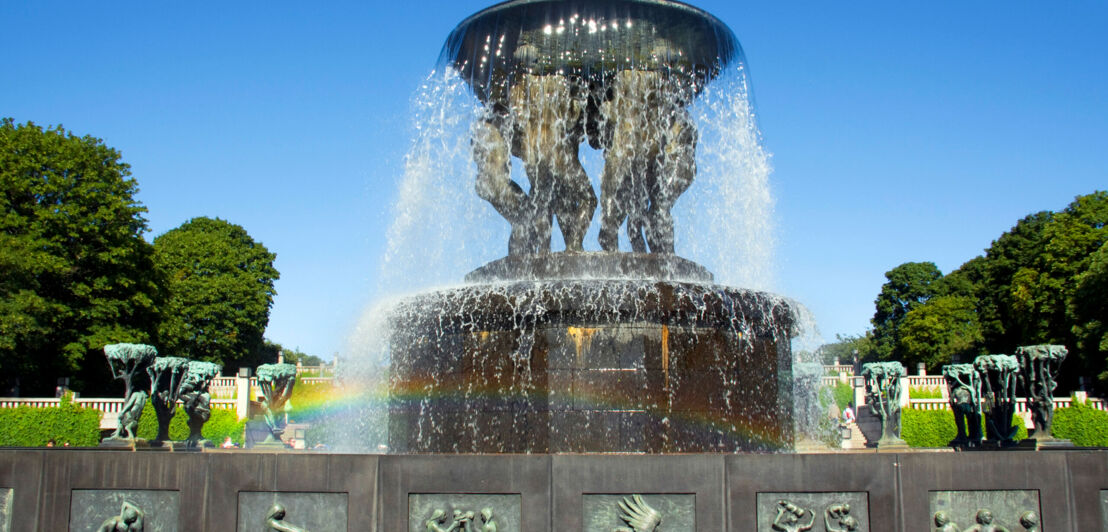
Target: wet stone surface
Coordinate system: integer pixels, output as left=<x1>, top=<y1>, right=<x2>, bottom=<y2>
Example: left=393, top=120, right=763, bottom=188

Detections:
left=388, top=280, right=795, bottom=453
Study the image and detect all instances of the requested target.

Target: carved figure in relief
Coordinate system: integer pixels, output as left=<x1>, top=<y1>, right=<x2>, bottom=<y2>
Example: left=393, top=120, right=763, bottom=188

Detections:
left=932, top=511, right=958, bottom=532
left=479, top=507, right=496, bottom=532
left=1018, top=511, right=1039, bottom=532
left=97, top=500, right=144, bottom=532
left=265, top=503, right=310, bottom=532
left=771, top=500, right=814, bottom=532
left=425, top=509, right=452, bottom=532
left=614, top=494, right=662, bottom=532
left=962, top=509, right=1010, bottom=532
left=824, top=502, right=859, bottom=531
left=425, top=507, right=497, bottom=532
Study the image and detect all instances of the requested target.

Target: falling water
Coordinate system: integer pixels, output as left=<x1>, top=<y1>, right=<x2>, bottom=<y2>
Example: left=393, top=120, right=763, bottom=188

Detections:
left=327, top=0, right=828, bottom=452
left=376, top=64, right=776, bottom=292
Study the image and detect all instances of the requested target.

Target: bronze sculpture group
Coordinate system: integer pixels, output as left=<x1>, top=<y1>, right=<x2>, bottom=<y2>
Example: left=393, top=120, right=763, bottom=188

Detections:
left=941, top=345, right=1068, bottom=448
left=860, top=344, right=1070, bottom=450
left=472, top=65, right=698, bottom=256
left=861, top=361, right=907, bottom=448
left=103, top=342, right=224, bottom=448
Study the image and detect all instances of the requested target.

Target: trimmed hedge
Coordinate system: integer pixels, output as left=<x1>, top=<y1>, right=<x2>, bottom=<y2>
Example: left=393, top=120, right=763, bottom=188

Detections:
left=908, top=386, right=943, bottom=399
left=902, top=408, right=1027, bottom=447
left=1052, top=399, right=1108, bottom=447
left=204, top=408, right=248, bottom=446
left=0, top=394, right=101, bottom=446
left=832, top=381, right=854, bottom=411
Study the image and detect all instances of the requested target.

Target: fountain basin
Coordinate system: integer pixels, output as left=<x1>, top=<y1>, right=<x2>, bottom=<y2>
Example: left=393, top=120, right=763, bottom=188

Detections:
left=387, top=279, right=796, bottom=453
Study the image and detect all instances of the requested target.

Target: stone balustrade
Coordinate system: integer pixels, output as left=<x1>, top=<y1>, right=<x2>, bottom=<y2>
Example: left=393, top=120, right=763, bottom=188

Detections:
left=908, top=396, right=1107, bottom=412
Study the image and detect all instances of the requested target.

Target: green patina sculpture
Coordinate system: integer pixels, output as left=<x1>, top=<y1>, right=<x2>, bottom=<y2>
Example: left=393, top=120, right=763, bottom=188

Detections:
left=861, top=361, right=906, bottom=447
left=425, top=507, right=497, bottom=532
left=180, top=360, right=221, bottom=448
left=824, top=503, right=858, bottom=532
left=615, top=494, right=661, bottom=532
left=963, top=509, right=1009, bottom=532
left=974, top=354, right=1020, bottom=446
left=942, top=364, right=983, bottom=448
left=932, top=511, right=957, bottom=532
left=256, top=363, right=297, bottom=444
left=104, top=343, right=157, bottom=441
left=266, top=503, right=309, bottom=532
left=147, top=356, right=190, bottom=443
left=1014, top=344, right=1067, bottom=440
left=97, top=500, right=144, bottom=532
left=772, top=500, right=814, bottom=532
left=1018, top=511, right=1039, bottom=532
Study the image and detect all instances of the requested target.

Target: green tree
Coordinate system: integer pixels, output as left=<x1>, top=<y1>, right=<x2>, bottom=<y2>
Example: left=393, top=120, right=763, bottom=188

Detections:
left=817, top=333, right=874, bottom=366
left=897, top=295, right=984, bottom=371
left=871, top=262, right=943, bottom=361
left=1070, top=241, right=1108, bottom=385
left=0, top=119, right=161, bottom=395
left=898, top=191, right=1108, bottom=391
left=153, top=217, right=278, bottom=371
left=971, top=211, right=1053, bottom=351
left=252, top=339, right=325, bottom=368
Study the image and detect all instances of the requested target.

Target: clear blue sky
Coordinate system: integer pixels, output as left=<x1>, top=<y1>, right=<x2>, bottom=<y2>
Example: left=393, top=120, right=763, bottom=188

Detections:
left=4, top=1, right=1106, bottom=359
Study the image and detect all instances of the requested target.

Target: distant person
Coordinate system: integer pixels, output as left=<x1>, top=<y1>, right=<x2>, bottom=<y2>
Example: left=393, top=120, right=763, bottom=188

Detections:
left=45, top=439, right=56, bottom=447
left=842, top=406, right=855, bottom=424
left=221, top=436, right=237, bottom=449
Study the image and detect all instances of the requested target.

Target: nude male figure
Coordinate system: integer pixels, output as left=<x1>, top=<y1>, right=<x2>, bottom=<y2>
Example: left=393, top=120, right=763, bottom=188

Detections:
left=591, top=70, right=696, bottom=254
left=473, top=73, right=596, bottom=255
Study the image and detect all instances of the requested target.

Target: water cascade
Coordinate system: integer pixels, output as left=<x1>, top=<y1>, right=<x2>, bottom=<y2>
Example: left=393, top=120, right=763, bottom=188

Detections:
left=350, top=0, right=810, bottom=453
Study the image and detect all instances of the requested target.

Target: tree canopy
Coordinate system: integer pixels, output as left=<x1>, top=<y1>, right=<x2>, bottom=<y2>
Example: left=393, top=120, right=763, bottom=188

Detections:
left=153, top=217, right=278, bottom=370
left=870, top=261, right=943, bottom=361
left=868, top=191, right=1108, bottom=390
left=0, top=119, right=162, bottom=395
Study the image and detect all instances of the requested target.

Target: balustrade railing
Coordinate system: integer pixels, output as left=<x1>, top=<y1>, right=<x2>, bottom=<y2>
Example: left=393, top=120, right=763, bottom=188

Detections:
left=906, top=375, right=945, bottom=388
left=907, top=396, right=1107, bottom=412
left=824, top=364, right=853, bottom=375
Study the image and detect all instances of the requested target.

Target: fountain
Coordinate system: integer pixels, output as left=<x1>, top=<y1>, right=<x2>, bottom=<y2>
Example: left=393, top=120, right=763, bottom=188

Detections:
left=4, top=3, right=1103, bottom=530
left=381, top=0, right=800, bottom=454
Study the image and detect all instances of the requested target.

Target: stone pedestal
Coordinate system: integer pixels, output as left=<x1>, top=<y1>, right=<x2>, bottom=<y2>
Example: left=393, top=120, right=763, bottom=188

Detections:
left=387, top=275, right=796, bottom=453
